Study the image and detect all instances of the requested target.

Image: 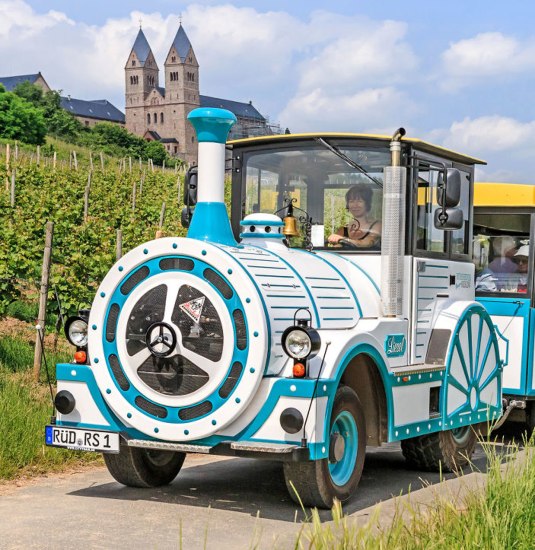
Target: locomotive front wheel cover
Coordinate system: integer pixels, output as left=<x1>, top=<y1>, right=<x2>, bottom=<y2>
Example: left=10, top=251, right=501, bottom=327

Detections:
left=88, top=238, right=268, bottom=441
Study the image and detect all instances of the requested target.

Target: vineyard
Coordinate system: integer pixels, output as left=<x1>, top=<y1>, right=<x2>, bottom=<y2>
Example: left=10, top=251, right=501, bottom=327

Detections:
left=0, top=141, right=191, bottom=323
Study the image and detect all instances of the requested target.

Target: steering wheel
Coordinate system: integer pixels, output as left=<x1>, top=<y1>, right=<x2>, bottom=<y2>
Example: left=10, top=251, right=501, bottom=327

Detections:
left=338, top=238, right=359, bottom=249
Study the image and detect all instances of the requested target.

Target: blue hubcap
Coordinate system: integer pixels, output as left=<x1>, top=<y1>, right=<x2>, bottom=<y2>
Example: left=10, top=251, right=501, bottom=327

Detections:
left=328, top=411, right=358, bottom=486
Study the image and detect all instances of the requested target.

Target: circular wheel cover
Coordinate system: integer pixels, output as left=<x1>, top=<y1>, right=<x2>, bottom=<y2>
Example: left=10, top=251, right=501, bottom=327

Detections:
left=88, top=238, right=267, bottom=441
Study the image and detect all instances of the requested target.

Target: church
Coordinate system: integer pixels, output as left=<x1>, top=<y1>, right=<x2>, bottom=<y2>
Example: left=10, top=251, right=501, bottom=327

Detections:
left=125, top=24, right=277, bottom=164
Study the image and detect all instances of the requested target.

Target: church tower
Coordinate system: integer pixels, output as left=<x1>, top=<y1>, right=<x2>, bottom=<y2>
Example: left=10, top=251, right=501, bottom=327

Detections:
left=164, top=24, right=200, bottom=163
left=125, top=28, right=160, bottom=135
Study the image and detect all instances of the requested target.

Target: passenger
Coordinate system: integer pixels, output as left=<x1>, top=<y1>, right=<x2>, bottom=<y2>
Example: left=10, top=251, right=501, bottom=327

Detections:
left=488, top=236, right=518, bottom=273
left=513, top=245, right=529, bottom=293
left=328, top=184, right=381, bottom=248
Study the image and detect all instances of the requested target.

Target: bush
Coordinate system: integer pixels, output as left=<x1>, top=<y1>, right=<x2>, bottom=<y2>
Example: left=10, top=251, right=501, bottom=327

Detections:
left=0, top=86, right=47, bottom=145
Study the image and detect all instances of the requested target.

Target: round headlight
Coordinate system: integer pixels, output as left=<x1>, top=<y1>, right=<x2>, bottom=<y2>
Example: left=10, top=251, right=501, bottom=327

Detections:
left=66, top=317, right=88, bottom=347
left=284, top=329, right=312, bottom=359
left=282, top=325, right=321, bottom=360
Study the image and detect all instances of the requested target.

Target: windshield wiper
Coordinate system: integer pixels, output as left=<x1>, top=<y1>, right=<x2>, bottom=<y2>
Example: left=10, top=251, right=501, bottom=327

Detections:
left=315, top=137, right=383, bottom=188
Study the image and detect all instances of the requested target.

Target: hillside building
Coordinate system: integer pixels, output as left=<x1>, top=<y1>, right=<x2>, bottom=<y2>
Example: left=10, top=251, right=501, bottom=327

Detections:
left=125, top=25, right=278, bottom=164
left=0, top=73, right=125, bottom=127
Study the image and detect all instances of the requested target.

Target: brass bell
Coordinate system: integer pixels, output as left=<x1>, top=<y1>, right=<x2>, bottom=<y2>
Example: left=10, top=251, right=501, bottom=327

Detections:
left=283, top=215, right=300, bottom=237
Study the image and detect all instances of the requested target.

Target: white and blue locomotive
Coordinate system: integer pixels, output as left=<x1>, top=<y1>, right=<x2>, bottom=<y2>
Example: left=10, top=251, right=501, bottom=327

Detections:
left=47, top=108, right=502, bottom=508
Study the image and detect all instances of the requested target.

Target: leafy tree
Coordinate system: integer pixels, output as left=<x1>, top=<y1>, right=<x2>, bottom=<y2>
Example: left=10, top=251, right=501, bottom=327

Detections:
left=13, top=83, right=83, bottom=141
left=0, top=87, right=46, bottom=144
left=144, top=140, right=168, bottom=165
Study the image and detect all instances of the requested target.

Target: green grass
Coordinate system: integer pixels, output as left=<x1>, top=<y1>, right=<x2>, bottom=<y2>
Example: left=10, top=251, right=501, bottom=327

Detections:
left=0, top=365, right=101, bottom=480
left=298, top=438, right=535, bottom=549
left=0, top=334, right=69, bottom=375
left=0, top=333, right=100, bottom=480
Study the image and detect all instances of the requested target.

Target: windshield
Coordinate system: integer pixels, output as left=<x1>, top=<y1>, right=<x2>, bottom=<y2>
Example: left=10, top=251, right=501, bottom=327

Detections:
left=242, top=143, right=390, bottom=251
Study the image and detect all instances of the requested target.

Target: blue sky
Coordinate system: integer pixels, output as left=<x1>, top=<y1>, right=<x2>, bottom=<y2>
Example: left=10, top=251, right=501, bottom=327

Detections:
left=2, top=1, right=535, bottom=182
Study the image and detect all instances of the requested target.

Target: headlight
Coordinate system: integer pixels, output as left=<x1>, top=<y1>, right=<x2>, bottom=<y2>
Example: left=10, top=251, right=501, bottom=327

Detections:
left=65, top=316, right=88, bottom=348
left=282, top=325, right=321, bottom=360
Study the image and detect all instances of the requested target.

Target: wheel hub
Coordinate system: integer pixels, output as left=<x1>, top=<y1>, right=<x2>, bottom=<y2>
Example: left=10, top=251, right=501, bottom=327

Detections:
left=329, top=432, right=346, bottom=463
left=146, top=322, right=177, bottom=358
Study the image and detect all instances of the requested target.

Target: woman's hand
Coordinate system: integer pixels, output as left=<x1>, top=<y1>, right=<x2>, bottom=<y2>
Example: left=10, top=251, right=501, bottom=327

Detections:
left=328, top=233, right=344, bottom=244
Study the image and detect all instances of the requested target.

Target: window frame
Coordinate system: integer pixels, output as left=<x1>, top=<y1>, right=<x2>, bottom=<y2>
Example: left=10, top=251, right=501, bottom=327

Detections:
left=473, top=207, right=534, bottom=301
left=409, top=151, right=473, bottom=262
left=230, top=138, right=397, bottom=253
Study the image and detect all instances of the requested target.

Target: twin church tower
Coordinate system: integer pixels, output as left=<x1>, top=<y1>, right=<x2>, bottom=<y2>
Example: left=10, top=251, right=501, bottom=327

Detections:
left=125, top=24, right=270, bottom=164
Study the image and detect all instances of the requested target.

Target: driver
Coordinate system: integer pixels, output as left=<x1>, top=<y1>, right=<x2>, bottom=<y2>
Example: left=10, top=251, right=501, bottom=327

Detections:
left=328, top=184, right=381, bottom=248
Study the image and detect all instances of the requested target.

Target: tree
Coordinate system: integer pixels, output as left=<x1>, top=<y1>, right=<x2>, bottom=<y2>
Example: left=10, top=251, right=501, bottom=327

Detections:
left=13, top=83, right=83, bottom=140
left=0, top=87, right=47, bottom=144
left=144, top=140, right=168, bottom=165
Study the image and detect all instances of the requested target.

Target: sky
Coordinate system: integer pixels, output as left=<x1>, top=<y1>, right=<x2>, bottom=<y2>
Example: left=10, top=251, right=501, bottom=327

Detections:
left=2, top=0, right=535, bottom=182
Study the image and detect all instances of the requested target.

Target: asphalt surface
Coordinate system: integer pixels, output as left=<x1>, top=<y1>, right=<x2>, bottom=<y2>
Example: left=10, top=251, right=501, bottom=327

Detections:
left=0, top=441, right=509, bottom=549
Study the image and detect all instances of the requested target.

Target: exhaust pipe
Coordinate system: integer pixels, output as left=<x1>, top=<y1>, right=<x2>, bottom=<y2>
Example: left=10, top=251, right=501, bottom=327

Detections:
left=381, top=128, right=406, bottom=317
left=186, top=108, right=237, bottom=246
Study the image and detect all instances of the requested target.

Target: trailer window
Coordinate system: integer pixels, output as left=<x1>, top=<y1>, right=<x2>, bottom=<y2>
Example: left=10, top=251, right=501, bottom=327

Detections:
left=243, top=144, right=389, bottom=251
left=473, top=213, right=531, bottom=294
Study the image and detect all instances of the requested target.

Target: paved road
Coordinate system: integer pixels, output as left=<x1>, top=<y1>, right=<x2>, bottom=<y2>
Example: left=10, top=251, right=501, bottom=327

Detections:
left=0, top=442, right=497, bottom=549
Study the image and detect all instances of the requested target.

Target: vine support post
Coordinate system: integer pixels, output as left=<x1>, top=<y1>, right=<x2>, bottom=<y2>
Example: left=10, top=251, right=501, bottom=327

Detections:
left=10, top=169, right=15, bottom=207
left=36, top=145, right=40, bottom=166
left=100, top=151, right=104, bottom=171
left=116, top=229, right=123, bottom=260
left=53, top=151, right=57, bottom=169
left=34, top=221, right=54, bottom=381
left=5, top=142, right=10, bottom=171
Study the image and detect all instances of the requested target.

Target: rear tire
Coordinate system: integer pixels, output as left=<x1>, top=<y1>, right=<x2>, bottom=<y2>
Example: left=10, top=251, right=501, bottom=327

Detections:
left=401, top=426, right=477, bottom=472
left=103, top=444, right=186, bottom=488
left=283, top=386, right=366, bottom=509
left=527, top=403, right=535, bottom=439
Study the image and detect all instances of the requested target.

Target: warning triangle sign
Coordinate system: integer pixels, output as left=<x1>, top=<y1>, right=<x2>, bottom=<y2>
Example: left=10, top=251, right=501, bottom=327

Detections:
left=179, top=296, right=205, bottom=323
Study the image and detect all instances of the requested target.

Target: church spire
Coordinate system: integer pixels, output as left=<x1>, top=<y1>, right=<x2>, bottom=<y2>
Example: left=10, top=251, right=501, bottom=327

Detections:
left=169, top=24, right=193, bottom=62
left=130, top=28, right=152, bottom=67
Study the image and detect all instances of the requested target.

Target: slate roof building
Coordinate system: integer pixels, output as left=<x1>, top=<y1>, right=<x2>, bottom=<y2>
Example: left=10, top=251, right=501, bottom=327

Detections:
left=0, top=72, right=51, bottom=93
left=60, top=97, right=125, bottom=127
left=0, top=73, right=125, bottom=127
left=125, top=25, right=277, bottom=164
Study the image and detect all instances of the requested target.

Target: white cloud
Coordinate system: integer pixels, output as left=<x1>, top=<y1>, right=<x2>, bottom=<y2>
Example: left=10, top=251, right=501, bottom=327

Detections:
left=279, top=86, right=415, bottom=133
left=297, top=19, right=417, bottom=94
left=441, top=32, right=535, bottom=91
left=441, top=115, right=535, bottom=153
left=430, top=115, right=535, bottom=183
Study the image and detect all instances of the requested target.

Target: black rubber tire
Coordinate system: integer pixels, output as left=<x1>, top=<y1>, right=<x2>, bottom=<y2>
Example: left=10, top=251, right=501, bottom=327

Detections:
left=103, top=445, right=186, bottom=488
left=401, top=426, right=477, bottom=472
left=527, top=403, right=535, bottom=439
left=283, top=386, right=366, bottom=509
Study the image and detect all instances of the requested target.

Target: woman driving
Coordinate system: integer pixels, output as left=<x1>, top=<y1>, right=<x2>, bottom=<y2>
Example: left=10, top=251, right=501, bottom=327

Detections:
left=328, top=184, right=382, bottom=249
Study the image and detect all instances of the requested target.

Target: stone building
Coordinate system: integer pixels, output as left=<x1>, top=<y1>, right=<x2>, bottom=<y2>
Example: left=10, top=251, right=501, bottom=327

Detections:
left=0, top=73, right=125, bottom=127
left=125, top=25, right=276, bottom=164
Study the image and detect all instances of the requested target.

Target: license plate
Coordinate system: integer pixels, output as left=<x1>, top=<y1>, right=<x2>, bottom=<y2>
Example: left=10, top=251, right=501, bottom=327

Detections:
left=45, top=425, right=120, bottom=453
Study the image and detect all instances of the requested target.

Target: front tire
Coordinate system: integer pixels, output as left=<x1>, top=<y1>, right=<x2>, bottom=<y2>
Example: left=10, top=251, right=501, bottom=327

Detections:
left=283, top=386, right=366, bottom=509
left=104, top=444, right=186, bottom=488
left=401, top=426, right=477, bottom=472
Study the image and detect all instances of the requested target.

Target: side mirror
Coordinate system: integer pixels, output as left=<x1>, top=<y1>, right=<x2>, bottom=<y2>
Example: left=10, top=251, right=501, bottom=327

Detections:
left=181, top=206, right=192, bottom=229
left=183, top=166, right=198, bottom=207
left=434, top=207, right=463, bottom=231
left=437, top=168, right=461, bottom=207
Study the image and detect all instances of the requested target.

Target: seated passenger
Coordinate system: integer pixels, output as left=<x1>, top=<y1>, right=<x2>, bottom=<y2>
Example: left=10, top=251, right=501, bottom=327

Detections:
left=513, top=245, right=529, bottom=293
left=488, top=236, right=518, bottom=273
left=327, top=184, right=381, bottom=248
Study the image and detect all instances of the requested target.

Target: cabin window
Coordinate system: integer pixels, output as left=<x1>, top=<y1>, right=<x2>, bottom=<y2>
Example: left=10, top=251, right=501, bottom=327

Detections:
left=242, top=144, right=389, bottom=252
left=473, top=213, right=531, bottom=294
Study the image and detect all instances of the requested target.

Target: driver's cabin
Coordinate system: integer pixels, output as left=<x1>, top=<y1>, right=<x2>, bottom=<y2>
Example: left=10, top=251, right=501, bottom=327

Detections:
left=226, top=132, right=484, bottom=366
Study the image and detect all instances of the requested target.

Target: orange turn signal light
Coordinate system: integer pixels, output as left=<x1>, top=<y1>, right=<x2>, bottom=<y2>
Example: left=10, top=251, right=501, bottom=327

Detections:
left=293, top=362, right=306, bottom=378
left=74, top=350, right=87, bottom=364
